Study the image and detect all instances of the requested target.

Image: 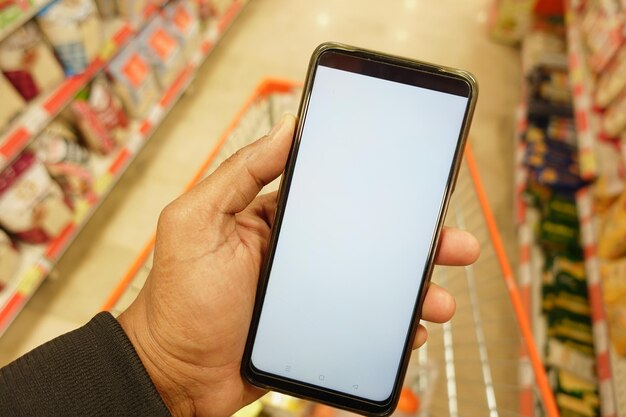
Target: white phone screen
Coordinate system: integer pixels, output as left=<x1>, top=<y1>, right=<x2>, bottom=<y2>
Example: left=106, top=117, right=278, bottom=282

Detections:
left=251, top=65, right=469, bottom=402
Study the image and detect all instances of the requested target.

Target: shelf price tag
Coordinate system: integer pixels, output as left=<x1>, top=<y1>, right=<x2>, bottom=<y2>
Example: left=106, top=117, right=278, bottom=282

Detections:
left=94, top=173, right=113, bottom=195
left=100, top=40, right=118, bottom=61
left=17, top=266, right=44, bottom=296
left=73, top=199, right=91, bottom=224
left=22, top=106, right=49, bottom=134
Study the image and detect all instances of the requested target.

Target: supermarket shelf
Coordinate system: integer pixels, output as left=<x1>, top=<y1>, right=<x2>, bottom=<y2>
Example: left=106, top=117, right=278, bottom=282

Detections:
left=576, top=188, right=624, bottom=417
left=0, top=0, right=54, bottom=42
left=0, top=0, right=246, bottom=338
left=101, top=77, right=299, bottom=312
left=0, top=4, right=162, bottom=172
left=565, top=4, right=600, bottom=180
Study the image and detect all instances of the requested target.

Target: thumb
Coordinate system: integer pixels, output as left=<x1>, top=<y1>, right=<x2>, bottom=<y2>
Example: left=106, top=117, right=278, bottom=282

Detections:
left=192, top=114, right=296, bottom=214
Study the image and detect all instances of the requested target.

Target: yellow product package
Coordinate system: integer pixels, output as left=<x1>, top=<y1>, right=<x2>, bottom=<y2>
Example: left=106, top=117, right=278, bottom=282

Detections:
left=600, top=259, right=626, bottom=356
left=597, top=189, right=626, bottom=259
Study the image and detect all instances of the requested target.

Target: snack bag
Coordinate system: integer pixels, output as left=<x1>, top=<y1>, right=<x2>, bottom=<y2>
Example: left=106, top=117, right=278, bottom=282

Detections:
left=0, top=22, right=64, bottom=101
left=32, top=121, right=94, bottom=201
left=0, top=228, right=20, bottom=291
left=137, top=16, right=184, bottom=88
left=70, top=76, right=128, bottom=153
left=599, top=259, right=626, bottom=356
left=595, top=44, right=626, bottom=108
left=37, top=0, right=104, bottom=75
left=0, top=151, right=73, bottom=244
left=108, top=42, right=160, bottom=118
left=0, top=73, right=26, bottom=128
left=598, top=188, right=626, bottom=260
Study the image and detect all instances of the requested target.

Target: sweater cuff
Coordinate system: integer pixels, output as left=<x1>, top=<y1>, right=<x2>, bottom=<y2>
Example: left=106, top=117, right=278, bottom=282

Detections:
left=0, top=312, right=172, bottom=417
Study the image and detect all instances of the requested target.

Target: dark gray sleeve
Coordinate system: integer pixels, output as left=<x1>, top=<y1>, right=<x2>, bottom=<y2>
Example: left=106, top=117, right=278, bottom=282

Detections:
left=0, top=312, right=172, bottom=417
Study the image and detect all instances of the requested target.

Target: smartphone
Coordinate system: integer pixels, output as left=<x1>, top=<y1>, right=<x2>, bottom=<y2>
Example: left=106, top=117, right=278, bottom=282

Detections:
left=242, top=42, right=478, bottom=416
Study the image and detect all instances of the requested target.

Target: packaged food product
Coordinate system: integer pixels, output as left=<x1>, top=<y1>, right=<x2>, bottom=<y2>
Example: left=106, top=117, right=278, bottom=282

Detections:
left=551, top=369, right=599, bottom=417
left=593, top=141, right=625, bottom=212
left=70, top=76, right=128, bottom=153
left=599, top=259, right=626, bottom=356
left=107, top=42, right=160, bottom=118
left=0, top=228, right=20, bottom=291
left=116, top=0, right=149, bottom=26
left=581, top=3, right=624, bottom=73
left=602, top=89, right=626, bottom=137
left=0, top=0, right=33, bottom=31
left=137, top=16, right=185, bottom=88
left=0, top=152, right=73, bottom=244
left=597, top=188, right=626, bottom=259
left=33, top=121, right=94, bottom=201
left=164, top=1, right=200, bottom=59
left=0, top=73, right=26, bottom=129
left=528, top=66, right=572, bottom=104
left=37, top=0, right=104, bottom=75
left=0, top=22, right=64, bottom=101
left=595, top=44, right=626, bottom=108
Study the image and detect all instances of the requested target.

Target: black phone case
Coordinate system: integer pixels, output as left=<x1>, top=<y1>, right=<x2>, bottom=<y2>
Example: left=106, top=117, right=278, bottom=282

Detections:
left=241, top=42, right=478, bottom=417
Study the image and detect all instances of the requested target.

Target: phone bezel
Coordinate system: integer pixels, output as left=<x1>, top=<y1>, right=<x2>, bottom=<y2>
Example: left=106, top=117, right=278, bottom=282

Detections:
left=241, top=42, right=478, bottom=417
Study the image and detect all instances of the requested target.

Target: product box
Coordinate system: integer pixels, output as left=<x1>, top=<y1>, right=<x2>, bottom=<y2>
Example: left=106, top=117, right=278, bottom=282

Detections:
left=137, top=16, right=185, bottom=88
left=107, top=42, right=160, bottom=118
left=0, top=22, right=64, bottom=101
left=37, top=0, right=104, bottom=75
left=0, top=151, right=73, bottom=244
left=164, top=1, right=200, bottom=59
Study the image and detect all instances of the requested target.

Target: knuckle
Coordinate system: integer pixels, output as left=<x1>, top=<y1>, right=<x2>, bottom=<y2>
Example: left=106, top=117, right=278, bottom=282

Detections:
left=158, top=200, right=189, bottom=229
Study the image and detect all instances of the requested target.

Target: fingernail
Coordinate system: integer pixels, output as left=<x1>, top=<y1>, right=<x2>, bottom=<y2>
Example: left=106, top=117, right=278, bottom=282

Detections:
left=268, top=114, right=290, bottom=137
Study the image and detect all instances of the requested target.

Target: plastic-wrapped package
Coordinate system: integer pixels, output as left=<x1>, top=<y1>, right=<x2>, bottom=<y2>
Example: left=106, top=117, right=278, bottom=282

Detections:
left=71, top=75, right=129, bottom=153
left=164, top=1, right=200, bottom=59
left=595, top=45, right=626, bottom=108
left=600, top=259, right=626, bottom=356
left=602, top=89, right=626, bottom=137
left=32, top=121, right=94, bottom=202
left=0, top=229, right=20, bottom=291
left=0, top=151, right=73, bottom=244
left=137, top=16, right=185, bottom=88
left=0, top=22, right=64, bottom=101
left=0, top=73, right=26, bottom=129
left=37, top=0, right=104, bottom=75
left=107, top=42, right=160, bottom=118
left=598, top=189, right=626, bottom=260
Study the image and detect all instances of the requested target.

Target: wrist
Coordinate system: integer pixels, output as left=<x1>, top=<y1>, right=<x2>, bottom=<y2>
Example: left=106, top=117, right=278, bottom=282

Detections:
left=118, top=302, right=195, bottom=417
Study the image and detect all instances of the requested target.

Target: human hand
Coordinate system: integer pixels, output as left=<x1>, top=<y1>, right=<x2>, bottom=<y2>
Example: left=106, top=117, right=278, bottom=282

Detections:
left=118, top=114, right=480, bottom=417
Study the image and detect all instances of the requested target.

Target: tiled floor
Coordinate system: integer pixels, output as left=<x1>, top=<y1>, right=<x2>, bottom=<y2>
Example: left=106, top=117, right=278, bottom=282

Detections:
left=0, top=0, right=520, bottom=368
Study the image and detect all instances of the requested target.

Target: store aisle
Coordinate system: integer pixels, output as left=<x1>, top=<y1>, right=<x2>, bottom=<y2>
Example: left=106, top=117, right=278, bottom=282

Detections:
left=0, top=0, right=520, bottom=365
